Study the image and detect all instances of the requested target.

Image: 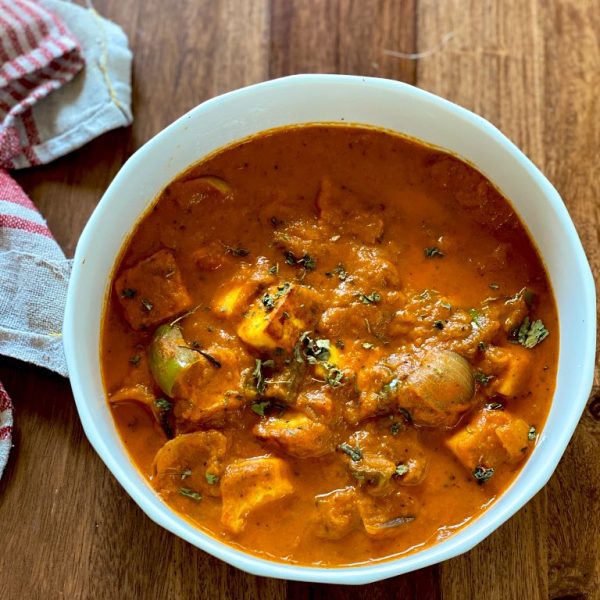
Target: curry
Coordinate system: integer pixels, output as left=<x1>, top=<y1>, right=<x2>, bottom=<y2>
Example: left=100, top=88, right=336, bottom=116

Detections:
left=101, top=124, right=558, bottom=566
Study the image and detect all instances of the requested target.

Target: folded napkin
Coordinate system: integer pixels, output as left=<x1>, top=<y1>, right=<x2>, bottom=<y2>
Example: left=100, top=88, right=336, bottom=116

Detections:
left=0, top=0, right=133, bottom=478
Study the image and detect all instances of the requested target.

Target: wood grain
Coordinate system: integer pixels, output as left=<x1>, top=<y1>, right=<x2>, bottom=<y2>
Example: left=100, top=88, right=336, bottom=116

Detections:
left=0, top=0, right=598, bottom=598
left=416, top=3, right=550, bottom=598
left=541, top=2, right=600, bottom=597
left=269, top=0, right=417, bottom=82
left=417, top=2, right=600, bottom=598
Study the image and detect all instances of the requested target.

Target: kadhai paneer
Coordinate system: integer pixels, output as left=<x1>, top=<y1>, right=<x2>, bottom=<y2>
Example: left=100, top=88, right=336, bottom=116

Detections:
left=101, top=125, right=557, bottom=566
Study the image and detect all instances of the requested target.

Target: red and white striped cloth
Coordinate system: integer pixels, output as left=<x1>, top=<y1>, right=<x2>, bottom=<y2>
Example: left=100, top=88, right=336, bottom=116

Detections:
left=0, top=0, right=84, bottom=168
left=0, top=381, right=12, bottom=473
left=0, top=0, right=132, bottom=478
left=0, top=166, right=71, bottom=475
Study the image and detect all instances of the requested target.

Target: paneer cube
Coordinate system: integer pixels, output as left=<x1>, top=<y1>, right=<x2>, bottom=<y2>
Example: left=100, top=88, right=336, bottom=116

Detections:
left=220, top=456, right=294, bottom=534
left=213, top=283, right=260, bottom=319
left=313, top=487, right=360, bottom=540
left=237, top=283, right=321, bottom=352
left=495, top=417, right=534, bottom=461
left=486, top=346, right=532, bottom=397
left=357, top=490, right=419, bottom=538
left=212, top=257, right=275, bottom=319
left=446, top=408, right=532, bottom=471
left=173, top=346, right=247, bottom=429
left=115, top=249, right=192, bottom=330
left=253, top=411, right=334, bottom=458
left=153, top=431, right=228, bottom=500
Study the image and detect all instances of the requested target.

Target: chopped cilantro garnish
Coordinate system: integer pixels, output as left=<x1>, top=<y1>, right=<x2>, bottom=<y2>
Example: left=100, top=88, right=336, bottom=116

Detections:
left=205, top=472, right=219, bottom=485
left=300, top=254, right=316, bottom=270
left=362, top=342, right=375, bottom=350
left=390, top=422, right=402, bottom=435
left=261, top=294, right=276, bottom=311
left=433, top=320, right=445, bottom=330
left=310, top=338, right=331, bottom=362
left=154, top=398, right=172, bottom=412
left=325, top=367, right=344, bottom=387
left=472, top=465, right=494, bottom=484
left=268, top=263, right=279, bottom=275
left=474, top=371, right=493, bottom=386
left=516, top=317, right=549, bottom=348
left=251, top=401, right=270, bottom=416
left=284, top=250, right=316, bottom=271
left=333, top=263, right=347, bottom=281
left=395, top=463, right=409, bottom=476
left=528, top=426, right=537, bottom=441
left=178, top=487, right=202, bottom=501
left=297, top=332, right=331, bottom=364
left=424, top=247, right=445, bottom=258
left=338, top=443, right=362, bottom=462
left=294, top=332, right=343, bottom=387
left=252, top=359, right=275, bottom=394
left=261, top=282, right=291, bottom=312
left=121, top=288, right=136, bottom=298
left=358, top=291, right=381, bottom=304
left=469, top=308, right=481, bottom=327
left=222, top=243, right=249, bottom=256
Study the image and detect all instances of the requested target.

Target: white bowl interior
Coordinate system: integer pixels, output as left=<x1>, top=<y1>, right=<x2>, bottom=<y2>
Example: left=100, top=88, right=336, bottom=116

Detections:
left=64, top=75, right=596, bottom=584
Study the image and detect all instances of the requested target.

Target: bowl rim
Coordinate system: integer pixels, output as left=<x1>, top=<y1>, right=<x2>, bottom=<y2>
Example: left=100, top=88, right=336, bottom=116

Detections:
left=63, top=74, right=596, bottom=585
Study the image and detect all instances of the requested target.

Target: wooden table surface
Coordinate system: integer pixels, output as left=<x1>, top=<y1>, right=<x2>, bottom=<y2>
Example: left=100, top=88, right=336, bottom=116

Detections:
left=1, top=1, right=598, bottom=598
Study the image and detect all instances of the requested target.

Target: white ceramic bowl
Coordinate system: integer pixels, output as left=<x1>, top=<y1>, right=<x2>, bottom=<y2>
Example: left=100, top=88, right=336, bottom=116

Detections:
left=63, top=75, right=596, bottom=584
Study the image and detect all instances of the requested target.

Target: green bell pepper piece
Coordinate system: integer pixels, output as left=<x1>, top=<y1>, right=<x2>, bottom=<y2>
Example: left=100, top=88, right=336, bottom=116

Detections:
left=147, top=324, right=199, bottom=396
